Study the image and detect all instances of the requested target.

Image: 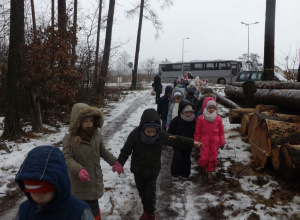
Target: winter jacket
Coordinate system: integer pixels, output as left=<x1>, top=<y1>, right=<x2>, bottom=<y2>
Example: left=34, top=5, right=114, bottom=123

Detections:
left=15, top=146, right=93, bottom=220
left=153, top=74, right=163, bottom=94
left=194, top=97, right=225, bottom=153
left=157, top=86, right=172, bottom=120
left=62, top=103, right=117, bottom=201
left=117, top=108, right=194, bottom=178
left=168, top=100, right=196, bottom=140
left=166, top=88, right=186, bottom=127
left=194, top=88, right=217, bottom=116
left=185, top=87, right=198, bottom=106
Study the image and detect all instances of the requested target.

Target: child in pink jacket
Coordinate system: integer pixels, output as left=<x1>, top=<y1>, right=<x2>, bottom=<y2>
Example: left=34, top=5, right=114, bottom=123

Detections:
left=194, top=97, right=225, bottom=183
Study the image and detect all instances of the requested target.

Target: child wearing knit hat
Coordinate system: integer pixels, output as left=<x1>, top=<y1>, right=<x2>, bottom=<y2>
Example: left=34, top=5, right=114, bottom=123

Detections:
left=194, top=98, right=225, bottom=183
left=15, top=145, right=94, bottom=220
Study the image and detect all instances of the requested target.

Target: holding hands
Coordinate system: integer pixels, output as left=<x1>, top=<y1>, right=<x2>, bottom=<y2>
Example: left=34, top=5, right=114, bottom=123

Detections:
left=193, top=141, right=203, bottom=148
left=78, top=169, right=90, bottom=181
left=112, top=161, right=124, bottom=175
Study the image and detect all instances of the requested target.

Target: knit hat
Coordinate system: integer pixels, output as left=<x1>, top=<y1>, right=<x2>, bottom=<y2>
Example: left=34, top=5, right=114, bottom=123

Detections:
left=182, top=105, right=194, bottom=113
left=24, top=180, right=56, bottom=193
left=142, top=120, right=161, bottom=130
left=174, top=91, right=182, bottom=97
left=176, top=78, right=181, bottom=85
left=206, top=100, right=217, bottom=108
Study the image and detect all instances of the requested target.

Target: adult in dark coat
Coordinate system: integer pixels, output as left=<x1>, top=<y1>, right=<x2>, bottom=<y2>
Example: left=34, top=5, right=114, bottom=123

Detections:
left=157, top=85, right=173, bottom=130
left=168, top=100, right=196, bottom=179
left=15, top=145, right=93, bottom=220
left=153, top=72, right=163, bottom=104
left=115, top=108, right=201, bottom=219
left=297, top=65, right=300, bottom=82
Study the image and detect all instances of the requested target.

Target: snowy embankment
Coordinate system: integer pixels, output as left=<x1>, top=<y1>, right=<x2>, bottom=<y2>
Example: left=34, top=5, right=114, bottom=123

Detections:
left=1, top=83, right=300, bottom=220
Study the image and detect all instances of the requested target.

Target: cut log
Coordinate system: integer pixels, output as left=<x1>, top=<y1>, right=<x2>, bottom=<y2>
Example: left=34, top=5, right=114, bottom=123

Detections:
left=271, top=145, right=280, bottom=171
left=229, top=108, right=255, bottom=124
left=254, top=104, right=280, bottom=113
left=249, top=119, right=300, bottom=169
left=225, top=86, right=300, bottom=110
left=279, top=144, right=300, bottom=180
left=213, top=91, right=240, bottom=109
left=232, top=81, right=300, bottom=90
left=241, top=113, right=254, bottom=135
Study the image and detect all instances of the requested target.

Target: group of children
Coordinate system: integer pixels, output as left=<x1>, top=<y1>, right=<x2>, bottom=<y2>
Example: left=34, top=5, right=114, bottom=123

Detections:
left=14, top=80, right=224, bottom=220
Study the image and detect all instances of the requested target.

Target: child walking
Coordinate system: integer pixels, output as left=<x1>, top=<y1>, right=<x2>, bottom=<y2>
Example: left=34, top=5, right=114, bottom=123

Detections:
left=194, top=98, right=225, bottom=183
left=168, top=100, right=196, bottom=180
left=157, top=85, right=173, bottom=131
left=15, top=145, right=94, bottom=220
left=62, top=103, right=122, bottom=220
left=166, top=88, right=185, bottom=130
left=112, top=108, right=202, bottom=220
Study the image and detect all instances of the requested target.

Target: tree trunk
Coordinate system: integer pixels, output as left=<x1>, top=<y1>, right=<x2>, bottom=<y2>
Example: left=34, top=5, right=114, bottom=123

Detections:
left=279, top=144, right=300, bottom=180
left=71, top=0, right=78, bottom=65
left=2, top=0, right=24, bottom=139
left=249, top=118, right=300, bottom=170
left=30, top=0, right=36, bottom=36
left=232, top=81, right=300, bottom=90
left=297, top=64, right=300, bottom=82
left=27, top=87, right=43, bottom=132
left=241, top=113, right=254, bottom=135
left=262, top=0, right=276, bottom=81
left=58, top=0, right=67, bottom=36
left=254, top=104, right=280, bottom=113
left=271, top=145, right=280, bottom=171
left=214, top=91, right=240, bottom=109
left=242, top=81, right=257, bottom=107
left=98, top=0, right=115, bottom=95
left=229, top=108, right=255, bottom=124
left=94, top=0, right=103, bottom=89
left=51, top=0, right=54, bottom=28
left=131, top=0, right=145, bottom=90
left=224, top=85, right=245, bottom=99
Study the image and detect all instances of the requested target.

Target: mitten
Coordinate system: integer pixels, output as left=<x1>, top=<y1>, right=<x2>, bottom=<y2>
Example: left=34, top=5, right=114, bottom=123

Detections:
left=112, top=161, right=124, bottom=175
left=78, top=169, right=90, bottom=181
left=166, top=127, right=169, bottom=131
left=219, top=146, right=224, bottom=150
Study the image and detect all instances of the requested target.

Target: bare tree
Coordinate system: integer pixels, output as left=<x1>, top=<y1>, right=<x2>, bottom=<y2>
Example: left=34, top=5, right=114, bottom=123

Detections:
left=262, top=0, right=276, bottom=81
left=71, top=0, right=78, bottom=64
left=98, top=0, right=116, bottom=95
left=116, top=51, right=130, bottom=76
left=2, top=0, right=24, bottom=138
left=239, top=53, right=261, bottom=70
left=141, top=57, right=157, bottom=81
left=58, top=0, right=67, bottom=35
left=94, top=0, right=103, bottom=88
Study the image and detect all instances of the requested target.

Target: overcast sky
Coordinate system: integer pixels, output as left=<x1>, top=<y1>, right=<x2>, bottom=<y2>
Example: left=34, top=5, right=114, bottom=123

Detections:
left=106, top=0, right=300, bottom=69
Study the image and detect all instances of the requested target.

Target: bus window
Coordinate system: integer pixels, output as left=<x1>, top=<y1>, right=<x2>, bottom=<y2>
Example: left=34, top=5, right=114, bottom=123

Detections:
left=191, top=63, right=204, bottom=70
left=184, top=66, right=190, bottom=71
left=219, top=62, right=230, bottom=70
left=160, top=64, right=182, bottom=71
left=206, top=62, right=215, bottom=70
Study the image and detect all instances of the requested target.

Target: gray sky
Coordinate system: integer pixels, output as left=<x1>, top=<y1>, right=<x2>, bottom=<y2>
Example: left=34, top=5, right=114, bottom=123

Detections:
left=110, top=0, right=300, bottom=69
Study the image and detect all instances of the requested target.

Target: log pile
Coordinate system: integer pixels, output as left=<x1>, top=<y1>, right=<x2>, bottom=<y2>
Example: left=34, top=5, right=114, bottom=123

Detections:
left=228, top=104, right=300, bottom=180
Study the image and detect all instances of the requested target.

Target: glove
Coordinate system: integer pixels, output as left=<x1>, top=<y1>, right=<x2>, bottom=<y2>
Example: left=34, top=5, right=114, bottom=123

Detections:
left=78, top=169, right=90, bottom=181
left=112, top=161, right=124, bottom=175
left=219, top=146, right=224, bottom=150
left=166, top=127, right=169, bottom=131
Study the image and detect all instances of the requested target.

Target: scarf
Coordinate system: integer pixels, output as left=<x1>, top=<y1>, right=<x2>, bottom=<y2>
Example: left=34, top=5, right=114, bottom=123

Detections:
left=140, top=129, right=160, bottom=145
left=172, top=103, right=180, bottom=119
left=77, top=127, right=96, bottom=142
left=181, top=113, right=195, bottom=122
left=203, top=108, right=217, bottom=122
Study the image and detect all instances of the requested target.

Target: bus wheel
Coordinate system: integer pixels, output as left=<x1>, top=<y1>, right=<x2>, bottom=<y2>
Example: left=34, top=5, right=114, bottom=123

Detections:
left=218, top=78, right=226, bottom=84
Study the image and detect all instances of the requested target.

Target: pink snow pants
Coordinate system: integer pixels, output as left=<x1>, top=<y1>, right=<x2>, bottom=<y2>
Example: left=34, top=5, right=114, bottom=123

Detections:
left=198, top=144, right=219, bottom=172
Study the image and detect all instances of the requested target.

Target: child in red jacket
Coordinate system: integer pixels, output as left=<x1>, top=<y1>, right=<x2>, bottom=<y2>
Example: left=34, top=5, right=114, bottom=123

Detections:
left=194, top=97, right=225, bottom=183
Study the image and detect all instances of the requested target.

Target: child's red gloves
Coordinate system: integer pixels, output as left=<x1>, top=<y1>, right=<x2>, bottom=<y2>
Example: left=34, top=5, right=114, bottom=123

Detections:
left=112, top=161, right=124, bottom=175
left=78, top=169, right=90, bottom=181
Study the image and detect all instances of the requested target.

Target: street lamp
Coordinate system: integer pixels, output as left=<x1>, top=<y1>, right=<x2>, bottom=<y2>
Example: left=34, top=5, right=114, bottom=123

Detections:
left=182, top=37, right=190, bottom=62
left=241, top=22, right=259, bottom=61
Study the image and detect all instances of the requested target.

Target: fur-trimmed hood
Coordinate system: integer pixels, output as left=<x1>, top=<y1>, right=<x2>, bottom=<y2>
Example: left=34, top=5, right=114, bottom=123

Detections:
left=69, top=103, right=104, bottom=135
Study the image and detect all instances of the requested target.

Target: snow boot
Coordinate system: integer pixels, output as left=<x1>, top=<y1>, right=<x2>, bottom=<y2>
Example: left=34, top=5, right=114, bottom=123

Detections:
left=139, top=207, right=147, bottom=220
left=207, top=172, right=214, bottom=184
left=148, top=214, right=155, bottom=220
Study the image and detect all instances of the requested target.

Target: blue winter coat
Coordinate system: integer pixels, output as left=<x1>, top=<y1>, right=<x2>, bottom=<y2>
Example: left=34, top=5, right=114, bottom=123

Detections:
left=15, top=145, right=94, bottom=220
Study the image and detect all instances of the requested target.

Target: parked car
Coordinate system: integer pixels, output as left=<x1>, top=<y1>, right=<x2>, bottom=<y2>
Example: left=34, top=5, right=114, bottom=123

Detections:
left=236, top=71, right=288, bottom=82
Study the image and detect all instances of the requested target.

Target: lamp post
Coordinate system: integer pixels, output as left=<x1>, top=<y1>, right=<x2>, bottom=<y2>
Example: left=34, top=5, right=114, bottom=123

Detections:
left=182, top=37, right=190, bottom=62
left=241, top=22, right=259, bottom=61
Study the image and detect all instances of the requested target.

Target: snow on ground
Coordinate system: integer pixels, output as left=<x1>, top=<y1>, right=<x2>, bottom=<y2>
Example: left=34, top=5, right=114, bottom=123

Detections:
left=1, top=83, right=300, bottom=219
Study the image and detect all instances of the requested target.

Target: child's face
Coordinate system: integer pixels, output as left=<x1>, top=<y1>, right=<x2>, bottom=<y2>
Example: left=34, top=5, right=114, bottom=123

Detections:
left=182, top=110, right=194, bottom=118
left=206, top=105, right=216, bottom=114
left=81, top=117, right=94, bottom=131
left=174, top=95, right=182, bottom=103
left=144, top=127, right=157, bottom=137
left=30, top=191, right=56, bottom=205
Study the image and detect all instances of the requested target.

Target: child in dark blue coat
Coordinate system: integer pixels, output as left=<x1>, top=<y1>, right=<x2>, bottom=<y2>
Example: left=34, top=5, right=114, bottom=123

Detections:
left=157, top=85, right=173, bottom=130
left=15, top=145, right=94, bottom=220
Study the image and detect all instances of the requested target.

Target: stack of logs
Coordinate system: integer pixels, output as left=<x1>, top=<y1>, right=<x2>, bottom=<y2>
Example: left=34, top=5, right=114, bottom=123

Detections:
left=229, top=104, right=300, bottom=180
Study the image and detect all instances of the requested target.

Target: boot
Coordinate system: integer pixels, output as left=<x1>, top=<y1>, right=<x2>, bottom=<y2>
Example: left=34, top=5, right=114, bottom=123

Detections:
left=207, top=172, right=214, bottom=184
left=94, top=208, right=101, bottom=220
left=148, top=214, right=155, bottom=220
left=139, top=206, right=147, bottom=220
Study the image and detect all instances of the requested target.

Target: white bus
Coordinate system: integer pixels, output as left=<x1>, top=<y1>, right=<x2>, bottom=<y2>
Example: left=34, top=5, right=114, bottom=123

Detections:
left=159, top=60, right=249, bottom=84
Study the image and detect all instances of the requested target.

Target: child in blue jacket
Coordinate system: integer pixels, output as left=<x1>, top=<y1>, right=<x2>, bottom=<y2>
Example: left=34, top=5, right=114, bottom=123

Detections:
left=15, top=145, right=94, bottom=220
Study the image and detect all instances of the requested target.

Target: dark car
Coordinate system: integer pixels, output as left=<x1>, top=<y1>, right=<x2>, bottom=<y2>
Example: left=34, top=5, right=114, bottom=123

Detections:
left=236, top=71, right=288, bottom=82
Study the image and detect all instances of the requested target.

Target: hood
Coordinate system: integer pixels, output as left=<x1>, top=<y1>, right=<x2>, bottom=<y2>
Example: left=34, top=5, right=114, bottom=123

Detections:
left=202, top=87, right=214, bottom=95
left=69, top=103, right=104, bottom=135
left=186, top=87, right=196, bottom=96
left=202, top=97, right=217, bottom=112
left=171, top=88, right=185, bottom=102
left=15, top=146, right=70, bottom=210
left=178, top=100, right=194, bottom=116
left=139, top=108, right=161, bottom=128
left=164, top=85, right=173, bottom=95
